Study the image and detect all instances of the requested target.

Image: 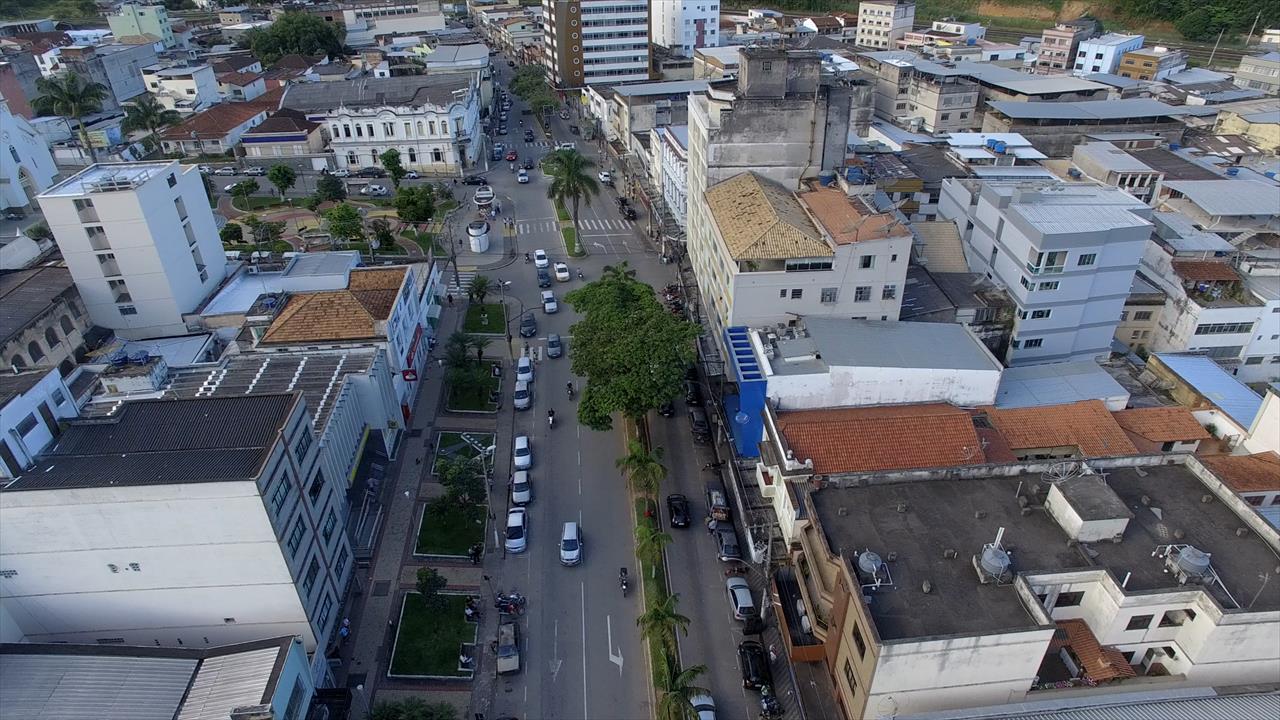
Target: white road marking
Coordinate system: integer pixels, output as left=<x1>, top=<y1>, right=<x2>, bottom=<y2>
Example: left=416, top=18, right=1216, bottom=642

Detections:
left=607, top=615, right=625, bottom=674
left=551, top=619, right=562, bottom=680
left=581, top=582, right=588, bottom=719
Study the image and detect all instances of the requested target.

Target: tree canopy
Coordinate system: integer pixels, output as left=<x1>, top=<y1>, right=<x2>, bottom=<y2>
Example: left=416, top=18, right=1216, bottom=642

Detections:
left=394, top=184, right=436, bottom=223
left=244, top=12, right=345, bottom=64
left=267, top=165, right=297, bottom=199
left=323, top=204, right=364, bottom=244
left=564, top=263, right=700, bottom=431
left=315, top=173, right=347, bottom=202
left=371, top=697, right=457, bottom=720
left=380, top=148, right=408, bottom=188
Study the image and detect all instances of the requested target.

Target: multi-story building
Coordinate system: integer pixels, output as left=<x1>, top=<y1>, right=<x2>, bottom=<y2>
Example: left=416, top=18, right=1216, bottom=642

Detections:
left=142, top=63, right=220, bottom=113
left=107, top=2, right=177, bottom=49
left=0, top=367, right=79, bottom=479
left=1036, top=17, right=1102, bottom=74
left=240, top=109, right=326, bottom=166
left=651, top=124, right=689, bottom=233
left=1233, top=51, right=1280, bottom=95
left=982, top=99, right=1187, bottom=157
left=157, top=102, right=269, bottom=156
left=651, top=0, right=719, bottom=57
left=938, top=180, right=1154, bottom=365
left=36, top=161, right=227, bottom=339
left=607, top=79, right=705, bottom=154
left=1072, top=33, right=1144, bottom=76
left=0, top=265, right=92, bottom=377
left=1070, top=142, right=1164, bottom=204
left=1116, top=273, right=1165, bottom=354
left=856, top=0, right=915, bottom=50
left=899, top=18, right=985, bottom=49
left=308, top=0, right=446, bottom=47
left=1119, top=46, right=1188, bottom=81
left=55, top=43, right=158, bottom=112
left=858, top=51, right=980, bottom=133
left=541, top=0, right=650, bottom=88
left=699, top=173, right=911, bottom=337
left=0, top=99, right=57, bottom=211
left=0, top=393, right=354, bottom=686
left=282, top=74, right=481, bottom=173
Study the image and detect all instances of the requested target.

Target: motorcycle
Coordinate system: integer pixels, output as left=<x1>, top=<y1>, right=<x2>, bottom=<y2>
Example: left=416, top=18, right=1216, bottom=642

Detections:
left=567, top=382, right=575, bottom=399
left=548, top=409, right=556, bottom=429
left=619, top=567, right=630, bottom=596
left=577, top=268, right=584, bottom=280
left=759, top=685, right=782, bottom=718
left=496, top=590, right=527, bottom=607
left=524, top=252, right=531, bottom=264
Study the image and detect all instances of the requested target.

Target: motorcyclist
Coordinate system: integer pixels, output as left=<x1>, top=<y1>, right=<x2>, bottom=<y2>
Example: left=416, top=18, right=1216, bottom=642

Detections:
left=524, top=252, right=531, bottom=263
left=547, top=408, right=556, bottom=428
left=619, top=567, right=629, bottom=594
left=566, top=381, right=574, bottom=398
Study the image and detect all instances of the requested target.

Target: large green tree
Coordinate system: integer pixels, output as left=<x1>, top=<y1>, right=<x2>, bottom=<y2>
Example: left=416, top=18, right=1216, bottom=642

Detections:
left=564, top=263, right=700, bottom=431
left=267, top=164, right=297, bottom=199
left=32, top=72, right=107, bottom=163
left=414, top=567, right=448, bottom=609
left=379, top=148, right=408, bottom=188
left=436, top=456, right=485, bottom=505
left=315, top=173, right=347, bottom=202
left=543, top=149, right=599, bottom=248
left=241, top=213, right=285, bottom=258
left=231, top=179, right=259, bottom=210
left=394, top=185, right=436, bottom=222
left=244, top=12, right=345, bottom=64
left=637, top=592, right=690, bottom=656
left=323, top=204, right=364, bottom=245
left=121, top=94, right=180, bottom=153
left=370, top=697, right=458, bottom=720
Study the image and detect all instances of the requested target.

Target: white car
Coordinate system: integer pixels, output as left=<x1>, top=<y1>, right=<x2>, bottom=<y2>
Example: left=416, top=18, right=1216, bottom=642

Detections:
left=360, top=184, right=389, bottom=196
left=404, top=171, right=419, bottom=179
left=533, top=249, right=549, bottom=268
left=511, top=471, right=532, bottom=505
left=505, top=508, right=528, bottom=553
left=517, top=169, right=529, bottom=184
left=513, top=434, right=532, bottom=469
left=559, top=521, right=583, bottom=566
left=513, top=379, right=531, bottom=410
left=330, top=168, right=351, bottom=178
left=196, top=164, right=212, bottom=174
left=553, top=262, right=570, bottom=282
left=597, top=171, right=612, bottom=184
left=474, top=185, right=495, bottom=206
left=244, top=166, right=266, bottom=176
left=541, top=290, right=558, bottom=314
left=516, top=355, right=534, bottom=383
left=690, top=694, right=716, bottom=720
left=224, top=183, right=244, bottom=193
left=726, top=576, right=757, bottom=620
left=214, top=166, right=236, bottom=176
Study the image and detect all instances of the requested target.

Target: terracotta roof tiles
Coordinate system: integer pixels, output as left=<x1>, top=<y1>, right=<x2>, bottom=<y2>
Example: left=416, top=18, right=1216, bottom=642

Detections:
left=1172, top=260, right=1240, bottom=283
left=705, top=173, right=832, bottom=261
left=1057, top=620, right=1137, bottom=682
left=798, top=188, right=907, bottom=244
left=776, top=404, right=986, bottom=474
left=260, top=268, right=406, bottom=345
left=982, top=400, right=1139, bottom=457
left=1112, top=407, right=1210, bottom=442
left=1201, top=452, right=1280, bottom=494
left=159, top=103, right=266, bottom=140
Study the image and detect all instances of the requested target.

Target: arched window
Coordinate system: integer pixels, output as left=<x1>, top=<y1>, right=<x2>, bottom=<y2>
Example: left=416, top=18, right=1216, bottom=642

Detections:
left=60, top=315, right=75, bottom=335
left=407, top=147, right=416, bottom=162
left=44, top=327, right=60, bottom=348
left=27, top=341, right=44, bottom=362
left=9, top=355, right=26, bottom=369
left=432, top=148, right=443, bottom=163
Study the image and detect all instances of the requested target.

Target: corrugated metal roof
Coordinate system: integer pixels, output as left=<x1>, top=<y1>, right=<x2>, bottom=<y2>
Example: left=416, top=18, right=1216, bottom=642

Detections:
left=934, top=691, right=1280, bottom=720
left=1154, top=353, right=1263, bottom=427
left=177, top=646, right=279, bottom=720
left=1163, top=179, right=1280, bottom=216
left=988, top=98, right=1183, bottom=120
left=913, top=221, right=969, bottom=273
left=0, top=654, right=197, bottom=720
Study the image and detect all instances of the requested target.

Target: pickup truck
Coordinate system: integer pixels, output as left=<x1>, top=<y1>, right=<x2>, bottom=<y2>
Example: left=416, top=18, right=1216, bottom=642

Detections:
left=706, top=481, right=731, bottom=522
left=496, top=621, right=521, bottom=674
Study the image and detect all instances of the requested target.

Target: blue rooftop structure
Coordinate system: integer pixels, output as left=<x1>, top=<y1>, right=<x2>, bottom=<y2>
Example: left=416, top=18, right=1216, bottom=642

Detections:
left=723, top=326, right=766, bottom=459
left=1153, top=354, right=1263, bottom=428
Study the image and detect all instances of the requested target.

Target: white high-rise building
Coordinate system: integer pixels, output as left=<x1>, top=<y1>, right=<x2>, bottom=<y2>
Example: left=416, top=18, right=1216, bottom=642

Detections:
left=856, top=0, right=915, bottom=49
left=542, top=0, right=650, bottom=88
left=651, top=0, right=720, bottom=57
left=37, top=161, right=226, bottom=339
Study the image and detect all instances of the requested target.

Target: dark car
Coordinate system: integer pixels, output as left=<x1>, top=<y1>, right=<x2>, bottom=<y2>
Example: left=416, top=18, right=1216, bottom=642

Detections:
left=498, top=126, right=508, bottom=135
left=354, top=167, right=387, bottom=178
left=738, top=640, right=772, bottom=690
left=622, top=206, right=637, bottom=221
left=537, top=268, right=552, bottom=288
left=689, top=407, right=710, bottom=443
left=666, top=494, right=691, bottom=528
left=658, top=399, right=675, bottom=417
left=491, top=149, right=503, bottom=161
left=519, top=313, right=538, bottom=338
left=462, top=175, right=487, bottom=185
left=521, top=159, right=534, bottom=170
left=714, top=527, right=741, bottom=562
left=524, top=130, right=535, bottom=142
left=684, top=380, right=703, bottom=406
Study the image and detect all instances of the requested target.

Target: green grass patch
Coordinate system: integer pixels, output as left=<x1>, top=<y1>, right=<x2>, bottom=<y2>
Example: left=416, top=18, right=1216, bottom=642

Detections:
left=432, top=431, right=495, bottom=472
left=445, top=361, right=501, bottom=412
left=389, top=593, right=477, bottom=677
left=230, top=196, right=285, bottom=211
left=403, top=229, right=443, bottom=253
left=562, top=226, right=583, bottom=257
left=463, top=303, right=506, bottom=334
left=635, top=497, right=674, bottom=697
left=416, top=500, right=486, bottom=556
left=554, top=199, right=571, bottom=223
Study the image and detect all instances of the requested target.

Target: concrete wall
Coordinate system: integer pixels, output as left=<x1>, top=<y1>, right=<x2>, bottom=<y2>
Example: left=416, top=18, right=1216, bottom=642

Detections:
left=1243, top=389, right=1279, bottom=455
left=0, top=369, right=77, bottom=478
left=766, top=363, right=1000, bottom=410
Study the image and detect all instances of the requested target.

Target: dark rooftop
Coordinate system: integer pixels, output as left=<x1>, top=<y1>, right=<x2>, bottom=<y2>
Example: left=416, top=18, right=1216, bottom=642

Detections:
left=810, top=464, right=1280, bottom=641
left=0, top=266, right=75, bottom=346
left=4, top=394, right=297, bottom=491
left=898, top=144, right=968, bottom=185
left=1129, top=147, right=1221, bottom=181
left=0, top=370, right=49, bottom=408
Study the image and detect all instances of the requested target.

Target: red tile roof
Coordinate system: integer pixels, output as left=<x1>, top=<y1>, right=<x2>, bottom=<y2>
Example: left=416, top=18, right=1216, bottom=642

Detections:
left=159, top=103, right=266, bottom=140
left=982, top=400, right=1139, bottom=457
left=1058, top=620, right=1137, bottom=682
left=1201, top=452, right=1280, bottom=494
left=216, top=71, right=262, bottom=87
left=776, top=404, right=986, bottom=474
left=1112, top=407, right=1211, bottom=442
left=1172, top=260, right=1240, bottom=283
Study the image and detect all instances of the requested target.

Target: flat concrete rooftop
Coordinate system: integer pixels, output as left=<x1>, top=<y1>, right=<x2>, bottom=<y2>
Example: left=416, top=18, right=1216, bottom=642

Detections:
left=811, top=464, right=1280, bottom=642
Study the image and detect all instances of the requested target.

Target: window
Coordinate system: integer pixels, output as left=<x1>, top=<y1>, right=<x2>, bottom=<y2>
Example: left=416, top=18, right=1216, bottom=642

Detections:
left=166, top=173, right=177, bottom=188
left=1019, top=276, right=1032, bottom=290
left=1023, top=338, right=1044, bottom=348
left=843, top=659, right=858, bottom=693
left=1055, top=590, right=1084, bottom=606
left=119, top=305, right=138, bottom=316
left=859, top=255, right=874, bottom=269
left=1131, top=330, right=1142, bottom=339
left=890, top=254, right=898, bottom=262
left=1125, top=614, right=1153, bottom=631
left=852, top=622, right=867, bottom=658
left=407, top=147, right=416, bottom=162
left=1077, top=253, right=1097, bottom=266
left=1031, top=309, right=1051, bottom=319
left=322, top=509, right=338, bottom=543
left=1038, top=281, right=1059, bottom=291
left=1133, top=311, right=1153, bottom=321
left=51, top=388, right=67, bottom=406
left=790, top=289, right=803, bottom=300
left=282, top=677, right=307, bottom=720
left=270, top=471, right=292, bottom=515
left=432, top=148, right=443, bottom=163
left=308, top=468, right=327, bottom=503
left=293, top=430, right=312, bottom=463
left=762, top=60, right=772, bottom=72
left=335, top=546, right=349, bottom=579
left=785, top=258, right=832, bottom=272
left=1196, top=322, right=1253, bottom=335
left=15, top=413, right=38, bottom=435
left=286, top=516, right=306, bottom=557
left=1159, top=609, right=1195, bottom=627
left=779, top=289, right=787, bottom=298
left=27, top=341, right=44, bottom=362
left=1245, top=356, right=1263, bottom=365
left=882, top=285, right=897, bottom=300
left=820, top=287, right=838, bottom=303
left=301, top=556, right=320, bottom=597
left=355, top=124, right=363, bottom=137
left=44, top=327, right=60, bottom=347
left=854, top=286, right=871, bottom=302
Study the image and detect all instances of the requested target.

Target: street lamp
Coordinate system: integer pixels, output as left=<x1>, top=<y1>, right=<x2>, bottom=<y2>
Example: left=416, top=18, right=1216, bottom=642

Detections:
left=354, top=684, right=371, bottom=719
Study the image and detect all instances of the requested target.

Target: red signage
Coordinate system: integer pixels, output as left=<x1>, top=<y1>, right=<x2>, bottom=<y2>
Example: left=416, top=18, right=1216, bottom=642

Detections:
left=402, top=369, right=418, bottom=381
left=404, top=325, right=424, bottom=367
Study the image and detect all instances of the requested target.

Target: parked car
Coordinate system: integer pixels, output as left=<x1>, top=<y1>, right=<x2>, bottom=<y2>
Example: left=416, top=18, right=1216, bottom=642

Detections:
left=517, top=169, right=529, bottom=184
left=690, top=694, right=717, bottom=720
left=505, top=507, right=528, bottom=553
left=360, top=184, right=389, bottom=196
left=541, top=290, right=558, bottom=314
left=666, top=493, right=691, bottom=528
left=726, top=576, right=757, bottom=620
left=546, top=333, right=563, bottom=358
left=474, top=185, right=495, bottom=206
left=511, top=470, right=532, bottom=505
left=462, top=175, right=487, bottom=185
left=214, top=166, right=236, bottom=176
left=737, top=640, right=772, bottom=690
left=658, top=400, right=675, bottom=417
left=498, top=125, right=508, bottom=135
left=685, top=380, right=703, bottom=406
left=533, top=248, right=549, bottom=268
left=559, top=521, right=583, bottom=566
left=516, top=355, right=534, bottom=383
left=243, top=166, right=265, bottom=176
left=196, top=164, right=212, bottom=174
left=524, top=130, right=535, bottom=142
left=597, top=171, right=612, bottom=185
left=404, top=171, right=419, bottom=179
left=537, top=268, right=553, bottom=288
left=330, top=168, right=351, bottom=178
left=354, top=167, right=387, bottom=178
left=513, top=434, right=532, bottom=469
left=496, top=621, right=521, bottom=674
left=714, top=527, right=741, bottom=562
left=519, top=313, right=537, bottom=338
left=513, top=379, right=531, bottom=410
left=555, top=142, right=575, bottom=151
left=223, top=183, right=242, bottom=193
left=705, top=482, right=730, bottom=522
left=553, top=262, right=570, bottom=282
left=689, top=407, right=711, bottom=442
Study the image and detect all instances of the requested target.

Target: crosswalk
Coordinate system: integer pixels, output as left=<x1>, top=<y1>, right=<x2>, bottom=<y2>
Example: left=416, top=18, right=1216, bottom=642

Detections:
left=513, top=218, right=636, bottom=234
left=445, top=271, right=475, bottom=294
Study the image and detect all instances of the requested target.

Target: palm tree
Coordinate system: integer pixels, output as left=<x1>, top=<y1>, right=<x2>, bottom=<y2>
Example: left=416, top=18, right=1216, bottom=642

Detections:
left=444, top=331, right=475, bottom=368
left=635, top=521, right=672, bottom=562
left=32, top=72, right=108, bottom=163
left=656, top=654, right=709, bottom=720
left=615, top=439, right=666, bottom=496
left=468, top=334, right=490, bottom=365
left=636, top=592, right=690, bottom=654
left=543, top=149, right=599, bottom=251
left=467, top=274, right=492, bottom=303
left=121, top=94, right=180, bottom=153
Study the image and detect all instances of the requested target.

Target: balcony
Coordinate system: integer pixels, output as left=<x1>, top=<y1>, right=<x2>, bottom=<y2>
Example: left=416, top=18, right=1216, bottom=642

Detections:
left=774, top=567, right=825, bottom=662
left=98, top=259, right=122, bottom=278
left=77, top=205, right=99, bottom=223
left=113, top=290, right=133, bottom=304
left=1025, top=262, right=1065, bottom=276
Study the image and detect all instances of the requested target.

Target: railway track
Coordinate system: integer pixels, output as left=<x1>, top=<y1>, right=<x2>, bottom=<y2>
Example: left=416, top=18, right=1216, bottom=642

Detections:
left=981, top=27, right=1249, bottom=69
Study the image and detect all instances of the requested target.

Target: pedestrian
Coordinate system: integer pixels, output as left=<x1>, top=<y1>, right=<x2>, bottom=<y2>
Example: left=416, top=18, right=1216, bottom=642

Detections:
left=338, top=625, right=349, bottom=644
left=705, top=517, right=718, bottom=534
left=446, top=293, right=454, bottom=306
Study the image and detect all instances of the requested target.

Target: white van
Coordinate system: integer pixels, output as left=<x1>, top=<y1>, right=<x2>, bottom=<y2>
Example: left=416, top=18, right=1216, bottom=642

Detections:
left=559, top=521, right=583, bottom=566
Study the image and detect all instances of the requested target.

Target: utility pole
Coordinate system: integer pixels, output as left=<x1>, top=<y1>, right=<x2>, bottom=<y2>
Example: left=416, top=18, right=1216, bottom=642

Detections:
left=1208, top=28, right=1225, bottom=67
left=1245, top=10, right=1262, bottom=47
